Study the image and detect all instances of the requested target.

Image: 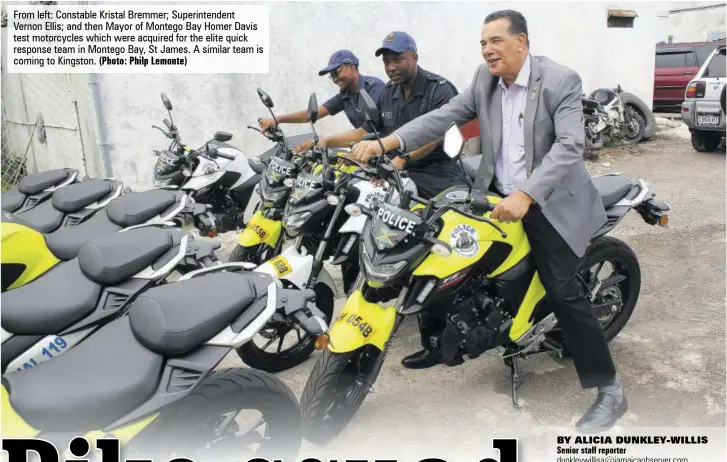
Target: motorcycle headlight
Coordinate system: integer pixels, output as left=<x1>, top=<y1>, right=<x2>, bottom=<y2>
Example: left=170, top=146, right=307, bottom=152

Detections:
left=360, top=245, right=407, bottom=285
left=260, top=187, right=287, bottom=203
left=283, top=211, right=312, bottom=235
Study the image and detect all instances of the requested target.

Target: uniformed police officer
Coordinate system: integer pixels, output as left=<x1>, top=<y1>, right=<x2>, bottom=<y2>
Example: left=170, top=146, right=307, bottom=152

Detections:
left=258, top=50, right=385, bottom=147
left=311, top=32, right=468, bottom=300
left=311, top=32, right=467, bottom=199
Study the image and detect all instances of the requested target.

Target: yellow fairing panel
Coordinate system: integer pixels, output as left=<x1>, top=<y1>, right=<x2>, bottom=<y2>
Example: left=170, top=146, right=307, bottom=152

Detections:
left=1, top=385, right=40, bottom=438
left=327, top=290, right=397, bottom=353
left=1, top=222, right=60, bottom=290
left=508, top=272, right=547, bottom=340
left=412, top=194, right=532, bottom=279
left=237, top=211, right=282, bottom=248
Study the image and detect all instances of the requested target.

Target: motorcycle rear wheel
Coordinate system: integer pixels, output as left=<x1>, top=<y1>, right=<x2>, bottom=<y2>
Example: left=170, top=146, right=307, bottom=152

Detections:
left=123, top=368, right=302, bottom=462
left=300, top=345, right=384, bottom=445
left=623, top=107, right=646, bottom=143
left=546, top=235, right=641, bottom=353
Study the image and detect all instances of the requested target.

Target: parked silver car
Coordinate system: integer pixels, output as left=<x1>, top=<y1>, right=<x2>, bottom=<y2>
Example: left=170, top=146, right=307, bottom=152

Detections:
left=681, top=44, right=726, bottom=152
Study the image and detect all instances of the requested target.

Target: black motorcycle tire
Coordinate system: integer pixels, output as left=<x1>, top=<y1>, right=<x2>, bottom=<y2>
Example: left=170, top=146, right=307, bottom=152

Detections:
left=122, top=368, right=302, bottom=462
left=547, top=235, right=641, bottom=354
left=300, top=345, right=384, bottom=445
left=236, top=283, right=335, bottom=373
left=623, top=107, right=646, bottom=143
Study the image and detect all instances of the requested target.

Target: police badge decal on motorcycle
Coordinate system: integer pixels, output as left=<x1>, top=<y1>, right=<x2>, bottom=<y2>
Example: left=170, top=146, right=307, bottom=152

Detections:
left=450, top=224, right=478, bottom=257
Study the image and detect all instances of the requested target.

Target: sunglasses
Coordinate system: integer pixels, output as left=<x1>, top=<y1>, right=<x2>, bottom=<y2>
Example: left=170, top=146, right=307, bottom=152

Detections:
left=328, top=66, right=344, bottom=81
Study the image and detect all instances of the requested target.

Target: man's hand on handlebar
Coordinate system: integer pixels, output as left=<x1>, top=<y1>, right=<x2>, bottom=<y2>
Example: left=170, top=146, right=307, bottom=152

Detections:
left=350, top=140, right=383, bottom=163
left=259, top=118, right=277, bottom=132
left=293, top=138, right=325, bottom=155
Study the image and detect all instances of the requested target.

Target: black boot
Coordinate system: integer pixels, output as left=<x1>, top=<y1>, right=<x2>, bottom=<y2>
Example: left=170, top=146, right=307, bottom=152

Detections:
left=576, top=376, right=628, bottom=432
left=401, top=348, right=440, bottom=369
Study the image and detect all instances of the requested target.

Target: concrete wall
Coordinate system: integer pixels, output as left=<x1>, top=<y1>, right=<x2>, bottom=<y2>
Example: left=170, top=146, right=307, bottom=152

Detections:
left=661, top=1, right=726, bottom=43
left=5, top=1, right=664, bottom=191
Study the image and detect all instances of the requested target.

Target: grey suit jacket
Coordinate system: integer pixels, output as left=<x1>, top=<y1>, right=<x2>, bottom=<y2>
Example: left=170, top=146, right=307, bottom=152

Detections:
left=393, top=54, right=607, bottom=258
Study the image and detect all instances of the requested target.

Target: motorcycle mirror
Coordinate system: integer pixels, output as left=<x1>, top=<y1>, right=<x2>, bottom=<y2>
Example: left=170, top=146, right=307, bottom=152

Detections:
left=358, top=89, right=379, bottom=127
left=161, top=93, right=173, bottom=110
left=213, top=131, right=233, bottom=142
left=256, top=88, right=274, bottom=108
left=308, top=93, right=319, bottom=124
left=443, top=122, right=465, bottom=160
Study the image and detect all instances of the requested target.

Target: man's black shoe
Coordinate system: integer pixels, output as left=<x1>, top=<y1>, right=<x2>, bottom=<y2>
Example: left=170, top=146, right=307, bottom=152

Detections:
left=576, top=392, right=628, bottom=432
left=401, top=349, right=440, bottom=369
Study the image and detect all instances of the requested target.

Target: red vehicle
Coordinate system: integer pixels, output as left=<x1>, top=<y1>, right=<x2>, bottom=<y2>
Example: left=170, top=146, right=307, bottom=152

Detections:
left=654, top=40, right=726, bottom=111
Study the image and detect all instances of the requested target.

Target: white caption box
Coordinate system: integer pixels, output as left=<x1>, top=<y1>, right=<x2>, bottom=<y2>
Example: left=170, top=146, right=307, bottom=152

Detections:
left=7, top=4, right=269, bottom=74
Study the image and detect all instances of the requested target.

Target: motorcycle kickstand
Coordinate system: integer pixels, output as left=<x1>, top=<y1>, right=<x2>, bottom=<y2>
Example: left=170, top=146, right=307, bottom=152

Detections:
left=510, top=356, right=523, bottom=409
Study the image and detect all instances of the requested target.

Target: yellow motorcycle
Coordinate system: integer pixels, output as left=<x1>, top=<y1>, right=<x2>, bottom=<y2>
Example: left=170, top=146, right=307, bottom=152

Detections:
left=229, top=92, right=357, bottom=265
left=299, top=119, right=671, bottom=444
left=1, top=188, right=203, bottom=292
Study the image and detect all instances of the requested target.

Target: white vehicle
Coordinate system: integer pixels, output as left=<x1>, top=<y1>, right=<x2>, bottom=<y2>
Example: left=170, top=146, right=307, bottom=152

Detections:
left=681, top=44, right=726, bottom=152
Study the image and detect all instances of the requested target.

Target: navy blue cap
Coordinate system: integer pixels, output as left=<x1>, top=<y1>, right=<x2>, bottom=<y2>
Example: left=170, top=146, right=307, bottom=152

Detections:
left=318, top=50, right=359, bottom=76
left=375, top=31, right=418, bottom=56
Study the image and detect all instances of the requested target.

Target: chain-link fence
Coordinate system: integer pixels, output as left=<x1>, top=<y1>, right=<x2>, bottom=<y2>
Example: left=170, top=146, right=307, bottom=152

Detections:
left=1, top=71, right=90, bottom=191
left=1, top=1, right=91, bottom=192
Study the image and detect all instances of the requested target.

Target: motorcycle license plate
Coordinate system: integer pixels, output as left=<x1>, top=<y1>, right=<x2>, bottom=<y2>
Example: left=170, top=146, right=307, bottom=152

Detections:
left=697, top=113, right=720, bottom=126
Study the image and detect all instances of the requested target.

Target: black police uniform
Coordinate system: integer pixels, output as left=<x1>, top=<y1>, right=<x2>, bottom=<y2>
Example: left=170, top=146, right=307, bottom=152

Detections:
left=322, top=75, right=386, bottom=129
left=363, top=66, right=467, bottom=199
left=340, top=67, right=468, bottom=296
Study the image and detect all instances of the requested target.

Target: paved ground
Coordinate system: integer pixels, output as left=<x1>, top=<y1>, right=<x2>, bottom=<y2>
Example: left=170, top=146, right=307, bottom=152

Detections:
left=210, top=121, right=726, bottom=461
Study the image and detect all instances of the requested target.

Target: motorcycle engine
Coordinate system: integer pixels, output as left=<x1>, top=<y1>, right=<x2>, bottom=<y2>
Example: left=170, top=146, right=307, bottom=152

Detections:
left=438, top=288, right=509, bottom=365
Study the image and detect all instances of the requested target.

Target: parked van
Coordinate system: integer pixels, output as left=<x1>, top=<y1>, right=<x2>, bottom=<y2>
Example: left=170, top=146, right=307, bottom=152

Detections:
left=654, top=40, right=725, bottom=111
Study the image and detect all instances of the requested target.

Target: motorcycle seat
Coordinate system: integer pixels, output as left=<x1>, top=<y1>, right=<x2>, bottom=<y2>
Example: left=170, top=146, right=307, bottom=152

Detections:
left=17, top=169, right=73, bottom=195
left=77, top=227, right=176, bottom=286
left=129, top=271, right=274, bottom=357
left=250, top=160, right=266, bottom=174
left=2, top=316, right=163, bottom=432
left=106, top=189, right=180, bottom=227
left=45, top=190, right=183, bottom=261
left=462, top=155, right=481, bottom=182
left=51, top=179, right=116, bottom=213
left=1, top=188, right=26, bottom=213
left=15, top=200, right=64, bottom=233
left=45, top=212, right=125, bottom=261
left=1, top=259, right=102, bottom=336
left=592, top=175, right=636, bottom=208
left=582, top=97, right=600, bottom=109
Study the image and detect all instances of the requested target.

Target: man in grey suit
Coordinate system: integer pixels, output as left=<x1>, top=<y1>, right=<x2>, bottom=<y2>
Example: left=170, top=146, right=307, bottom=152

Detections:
left=349, top=10, right=627, bottom=431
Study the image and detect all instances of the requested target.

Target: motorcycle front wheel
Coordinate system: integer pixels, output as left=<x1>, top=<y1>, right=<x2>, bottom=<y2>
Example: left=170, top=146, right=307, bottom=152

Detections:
left=123, top=368, right=302, bottom=462
left=300, top=345, right=385, bottom=445
left=236, top=283, right=335, bottom=373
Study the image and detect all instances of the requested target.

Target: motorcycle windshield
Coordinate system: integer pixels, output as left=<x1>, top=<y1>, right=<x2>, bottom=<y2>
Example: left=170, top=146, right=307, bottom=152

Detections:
left=288, top=173, right=324, bottom=205
left=154, top=151, right=182, bottom=176
left=369, top=202, right=422, bottom=251
left=264, top=157, right=297, bottom=185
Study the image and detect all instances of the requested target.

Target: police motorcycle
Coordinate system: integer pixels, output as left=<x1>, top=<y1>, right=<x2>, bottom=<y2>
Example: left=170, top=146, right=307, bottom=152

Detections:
left=0, top=262, right=331, bottom=461
left=235, top=93, right=416, bottom=373
left=151, top=92, right=267, bottom=236
left=228, top=88, right=329, bottom=266
left=1, top=186, right=210, bottom=292
left=298, top=90, right=672, bottom=444
left=1, top=167, right=81, bottom=213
